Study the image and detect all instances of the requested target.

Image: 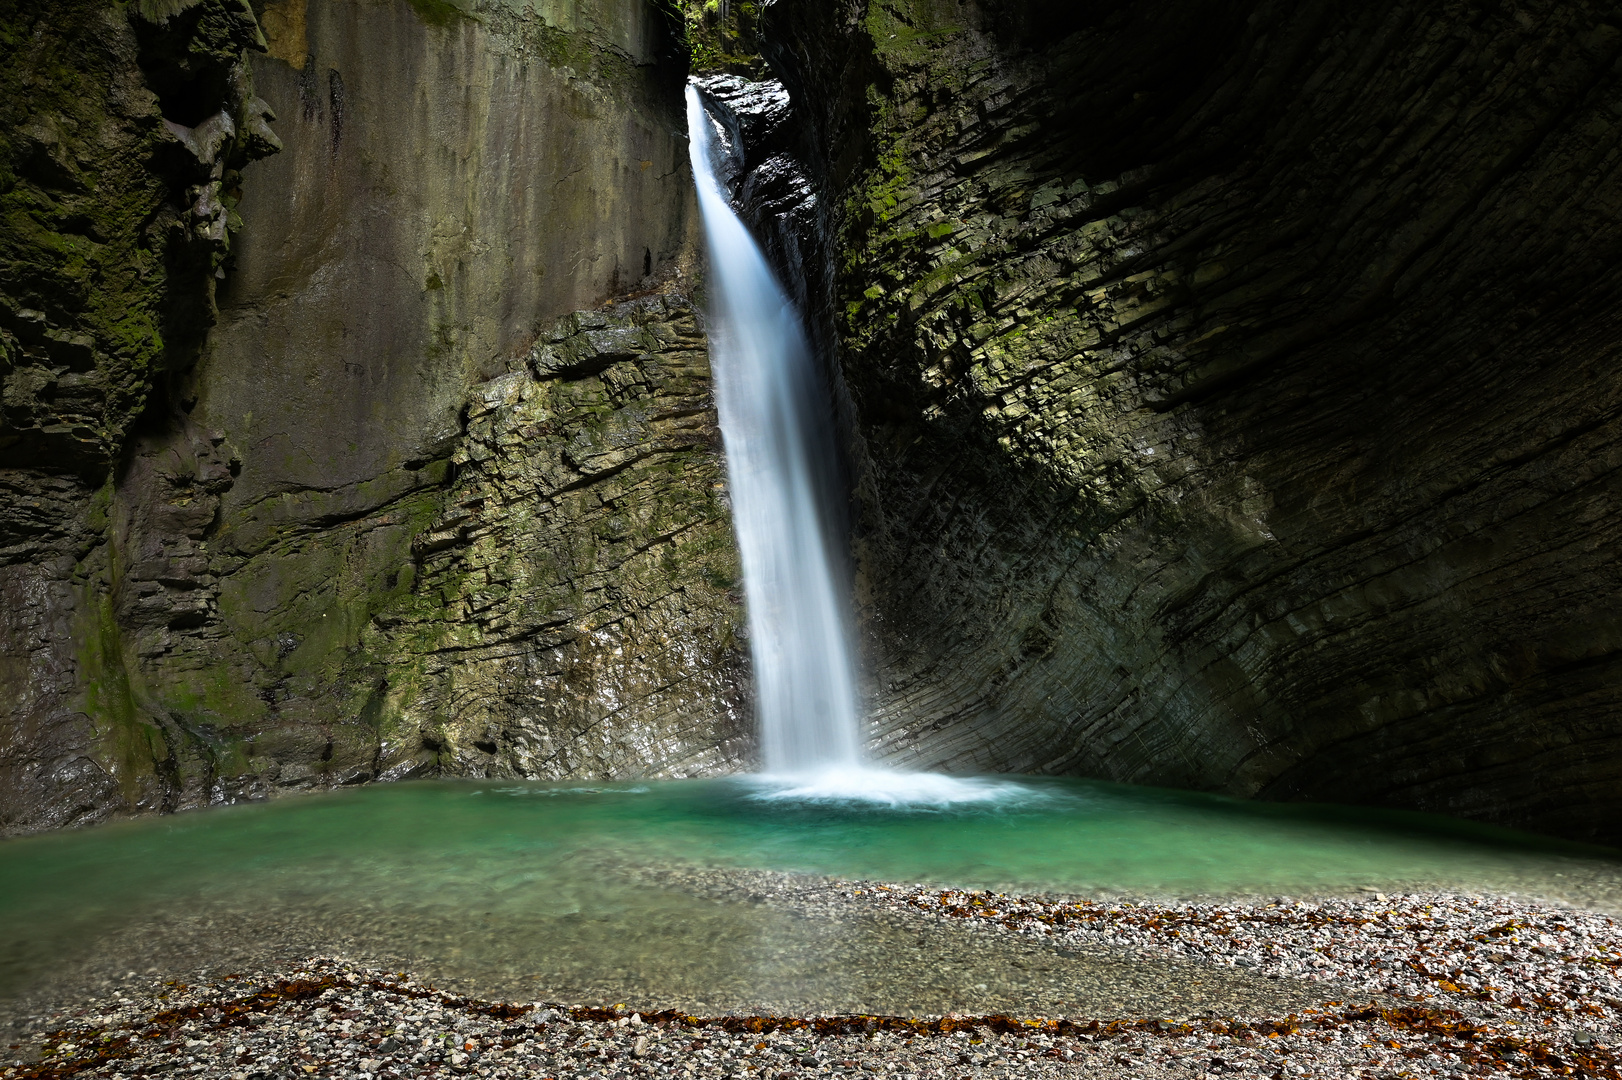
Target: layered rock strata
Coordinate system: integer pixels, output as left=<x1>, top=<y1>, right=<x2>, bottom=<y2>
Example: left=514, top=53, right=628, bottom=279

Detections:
left=760, top=0, right=1622, bottom=843
left=1, top=0, right=281, bottom=831
left=368, top=295, right=748, bottom=784
left=0, top=0, right=748, bottom=833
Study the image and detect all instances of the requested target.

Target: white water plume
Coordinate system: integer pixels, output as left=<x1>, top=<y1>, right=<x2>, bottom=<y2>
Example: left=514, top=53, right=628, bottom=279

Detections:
left=686, top=81, right=1037, bottom=809
left=686, top=82, right=863, bottom=774
left=743, top=767, right=1055, bottom=809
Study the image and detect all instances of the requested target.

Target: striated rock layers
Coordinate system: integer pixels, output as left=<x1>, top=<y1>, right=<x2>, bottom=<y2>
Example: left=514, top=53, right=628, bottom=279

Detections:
left=758, top=0, right=1622, bottom=843
left=1, top=0, right=283, bottom=831
left=0, top=0, right=747, bottom=834
left=370, top=295, right=747, bottom=786
left=7, top=0, right=1622, bottom=845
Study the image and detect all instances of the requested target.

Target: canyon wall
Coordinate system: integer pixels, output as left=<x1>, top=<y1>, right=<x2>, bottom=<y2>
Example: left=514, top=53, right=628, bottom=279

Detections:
left=6, top=0, right=1621, bottom=845
left=1, top=0, right=284, bottom=831
left=0, top=0, right=748, bottom=834
left=760, top=0, right=1622, bottom=843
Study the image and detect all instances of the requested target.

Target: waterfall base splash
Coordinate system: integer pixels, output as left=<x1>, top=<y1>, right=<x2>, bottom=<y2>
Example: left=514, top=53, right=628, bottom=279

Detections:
left=743, top=767, right=1050, bottom=808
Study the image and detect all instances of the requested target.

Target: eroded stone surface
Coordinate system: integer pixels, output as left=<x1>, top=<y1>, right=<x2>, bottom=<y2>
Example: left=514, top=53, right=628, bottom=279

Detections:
left=366, top=295, right=749, bottom=783
left=761, top=0, right=1622, bottom=842
left=0, top=0, right=284, bottom=832
left=0, top=0, right=746, bottom=833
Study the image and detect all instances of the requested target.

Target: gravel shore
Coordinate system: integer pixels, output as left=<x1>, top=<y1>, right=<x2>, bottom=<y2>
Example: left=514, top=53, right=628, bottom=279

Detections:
left=2, top=884, right=1617, bottom=1080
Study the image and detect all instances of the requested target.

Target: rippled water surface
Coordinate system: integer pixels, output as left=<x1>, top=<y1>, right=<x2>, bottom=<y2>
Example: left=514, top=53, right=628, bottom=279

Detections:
left=2, top=776, right=1617, bottom=1016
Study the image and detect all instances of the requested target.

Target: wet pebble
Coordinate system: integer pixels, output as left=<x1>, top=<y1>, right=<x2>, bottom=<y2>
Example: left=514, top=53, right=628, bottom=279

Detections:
left=1, top=884, right=1617, bottom=1080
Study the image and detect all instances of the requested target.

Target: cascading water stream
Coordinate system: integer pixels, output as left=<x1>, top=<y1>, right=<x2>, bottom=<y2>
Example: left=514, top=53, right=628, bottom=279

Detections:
left=687, top=82, right=1034, bottom=806
left=685, top=82, right=864, bottom=777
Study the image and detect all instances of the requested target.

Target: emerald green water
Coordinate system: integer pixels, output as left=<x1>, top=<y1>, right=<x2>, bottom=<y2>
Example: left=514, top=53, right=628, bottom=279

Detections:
left=1, top=776, right=1617, bottom=1018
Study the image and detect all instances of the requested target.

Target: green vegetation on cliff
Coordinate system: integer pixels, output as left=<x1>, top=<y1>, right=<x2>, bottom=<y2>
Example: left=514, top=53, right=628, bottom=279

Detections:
left=0, top=0, right=275, bottom=474
left=662, top=0, right=767, bottom=76
left=0, top=0, right=281, bottom=831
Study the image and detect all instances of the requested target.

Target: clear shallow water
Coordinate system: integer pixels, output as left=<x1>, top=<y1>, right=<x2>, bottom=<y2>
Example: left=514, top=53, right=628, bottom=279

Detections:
left=1, top=776, right=1617, bottom=1016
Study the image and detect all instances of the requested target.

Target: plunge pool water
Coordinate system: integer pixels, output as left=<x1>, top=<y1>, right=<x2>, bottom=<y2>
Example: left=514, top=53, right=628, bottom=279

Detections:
left=2, top=776, right=1617, bottom=1023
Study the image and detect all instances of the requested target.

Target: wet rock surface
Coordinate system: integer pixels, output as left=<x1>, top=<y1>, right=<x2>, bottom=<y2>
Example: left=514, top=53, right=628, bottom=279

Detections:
left=1, top=878, right=1617, bottom=1080
left=758, top=0, right=1622, bottom=843
left=85, top=292, right=748, bottom=806
left=0, top=0, right=746, bottom=834
left=366, top=294, right=749, bottom=783
left=0, top=0, right=282, bottom=834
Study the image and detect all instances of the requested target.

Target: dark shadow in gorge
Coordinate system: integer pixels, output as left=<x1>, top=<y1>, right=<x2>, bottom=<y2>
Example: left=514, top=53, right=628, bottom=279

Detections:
left=753, top=0, right=1622, bottom=844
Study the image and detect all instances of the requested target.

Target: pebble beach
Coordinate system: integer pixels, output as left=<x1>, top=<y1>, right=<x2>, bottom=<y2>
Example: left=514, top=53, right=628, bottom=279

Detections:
left=3, top=881, right=1618, bottom=1080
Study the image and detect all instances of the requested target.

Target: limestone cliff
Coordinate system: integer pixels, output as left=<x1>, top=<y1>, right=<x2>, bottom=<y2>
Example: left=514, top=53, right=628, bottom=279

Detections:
left=0, top=0, right=748, bottom=833
left=6, top=0, right=1622, bottom=846
left=365, top=295, right=748, bottom=785
left=759, top=0, right=1622, bottom=844
left=1, top=0, right=282, bottom=830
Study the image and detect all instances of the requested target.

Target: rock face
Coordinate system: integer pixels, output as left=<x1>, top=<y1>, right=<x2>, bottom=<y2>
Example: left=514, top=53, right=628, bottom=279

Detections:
left=1, top=0, right=282, bottom=831
left=367, top=295, right=748, bottom=784
left=0, top=0, right=749, bottom=834
left=759, top=0, right=1622, bottom=843
left=6, top=0, right=1622, bottom=845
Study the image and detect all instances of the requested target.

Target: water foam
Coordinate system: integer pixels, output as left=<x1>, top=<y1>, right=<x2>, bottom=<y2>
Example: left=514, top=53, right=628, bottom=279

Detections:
left=743, top=767, right=1051, bottom=809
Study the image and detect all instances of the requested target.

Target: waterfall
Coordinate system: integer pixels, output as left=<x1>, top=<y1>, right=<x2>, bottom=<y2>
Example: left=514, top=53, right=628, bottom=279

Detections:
left=685, top=82, right=864, bottom=776
left=685, top=81, right=1029, bottom=807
